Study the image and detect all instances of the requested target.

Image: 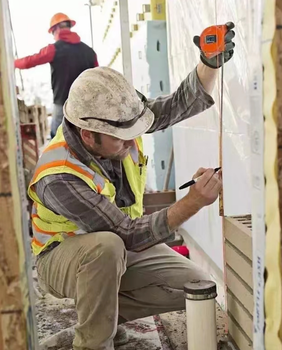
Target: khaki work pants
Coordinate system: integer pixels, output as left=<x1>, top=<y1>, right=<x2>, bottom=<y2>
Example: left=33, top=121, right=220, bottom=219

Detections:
left=37, top=232, right=209, bottom=350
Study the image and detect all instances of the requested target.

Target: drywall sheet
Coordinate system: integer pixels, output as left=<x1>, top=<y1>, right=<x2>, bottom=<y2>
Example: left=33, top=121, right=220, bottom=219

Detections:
left=166, top=0, right=254, bottom=270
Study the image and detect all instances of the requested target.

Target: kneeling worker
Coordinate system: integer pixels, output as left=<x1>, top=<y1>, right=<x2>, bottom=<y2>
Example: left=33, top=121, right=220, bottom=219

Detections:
left=28, top=22, right=235, bottom=350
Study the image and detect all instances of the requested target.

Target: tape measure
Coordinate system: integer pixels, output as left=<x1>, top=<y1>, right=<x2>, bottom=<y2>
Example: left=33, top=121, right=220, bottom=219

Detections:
left=200, top=25, right=227, bottom=59
left=200, top=24, right=227, bottom=216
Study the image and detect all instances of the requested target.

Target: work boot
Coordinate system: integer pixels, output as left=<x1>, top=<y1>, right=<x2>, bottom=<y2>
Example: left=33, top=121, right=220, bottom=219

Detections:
left=114, top=326, right=129, bottom=346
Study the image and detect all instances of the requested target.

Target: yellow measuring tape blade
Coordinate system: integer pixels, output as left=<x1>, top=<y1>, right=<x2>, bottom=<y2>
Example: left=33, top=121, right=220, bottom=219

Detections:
left=219, top=61, right=224, bottom=217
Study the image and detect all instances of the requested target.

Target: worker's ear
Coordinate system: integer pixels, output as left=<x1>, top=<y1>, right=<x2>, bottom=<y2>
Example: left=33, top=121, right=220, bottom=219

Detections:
left=80, top=129, right=95, bottom=147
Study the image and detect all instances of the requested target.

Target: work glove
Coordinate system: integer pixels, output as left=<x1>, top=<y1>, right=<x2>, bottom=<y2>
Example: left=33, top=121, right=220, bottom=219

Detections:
left=193, top=22, right=235, bottom=69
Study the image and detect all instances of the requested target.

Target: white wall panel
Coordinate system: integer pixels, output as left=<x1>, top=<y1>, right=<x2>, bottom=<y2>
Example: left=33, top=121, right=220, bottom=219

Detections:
left=167, top=0, right=255, bottom=269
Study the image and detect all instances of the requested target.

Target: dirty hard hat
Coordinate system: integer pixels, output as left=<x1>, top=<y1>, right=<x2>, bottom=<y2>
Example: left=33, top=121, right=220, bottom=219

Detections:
left=63, top=67, right=155, bottom=140
left=48, top=13, right=76, bottom=33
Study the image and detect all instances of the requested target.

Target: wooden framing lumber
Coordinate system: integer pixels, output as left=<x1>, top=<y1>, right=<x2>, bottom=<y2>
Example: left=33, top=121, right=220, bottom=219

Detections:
left=225, top=242, right=253, bottom=290
left=228, top=316, right=252, bottom=350
left=227, top=292, right=253, bottom=341
left=275, top=0, right=282, bottom=342
left=0, top=0, right=38, bottom=349
left=224, top=217, right=253, bottom=349
left=224, top=217, right=252, bottom=261
left=226, top=267, right=253, bottom=316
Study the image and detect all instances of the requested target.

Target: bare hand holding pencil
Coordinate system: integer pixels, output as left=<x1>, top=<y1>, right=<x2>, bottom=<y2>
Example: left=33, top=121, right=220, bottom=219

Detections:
left=167, top=167, right=222, bottom=231
left=185, top=167, right=222, bottom=208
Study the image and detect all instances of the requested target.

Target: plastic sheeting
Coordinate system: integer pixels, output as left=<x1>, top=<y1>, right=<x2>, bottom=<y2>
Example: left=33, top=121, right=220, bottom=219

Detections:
left=166, top=0, right=254, bottom=269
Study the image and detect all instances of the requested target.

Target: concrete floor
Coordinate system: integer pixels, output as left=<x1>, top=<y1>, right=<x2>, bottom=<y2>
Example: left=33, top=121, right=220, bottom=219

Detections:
left=34, top=261, right=230, bottom=350
left=36, top=289, right=229, bottom=350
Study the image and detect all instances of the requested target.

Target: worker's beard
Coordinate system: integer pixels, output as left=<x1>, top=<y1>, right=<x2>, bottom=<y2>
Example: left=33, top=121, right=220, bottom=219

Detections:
left=87, top=145, right=130, bottom=161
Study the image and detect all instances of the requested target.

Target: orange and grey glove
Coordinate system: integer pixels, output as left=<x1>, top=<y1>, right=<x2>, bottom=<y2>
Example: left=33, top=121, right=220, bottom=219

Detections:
left=193, top=22, right=235, bottom=69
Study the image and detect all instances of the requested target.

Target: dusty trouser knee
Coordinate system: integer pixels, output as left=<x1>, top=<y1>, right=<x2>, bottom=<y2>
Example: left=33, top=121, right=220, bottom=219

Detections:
left=37, top=232, right=127, bottom=350
left=118, top=243, right=210, bottom=322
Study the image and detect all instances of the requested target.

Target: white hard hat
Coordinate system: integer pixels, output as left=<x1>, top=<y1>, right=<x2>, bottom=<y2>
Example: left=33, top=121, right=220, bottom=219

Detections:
left=63, top=67, right=155, bottom=140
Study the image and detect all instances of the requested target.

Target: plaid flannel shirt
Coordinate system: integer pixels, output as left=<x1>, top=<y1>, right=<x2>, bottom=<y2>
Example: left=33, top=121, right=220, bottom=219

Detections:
left=34, top=67, right=214, bottom=251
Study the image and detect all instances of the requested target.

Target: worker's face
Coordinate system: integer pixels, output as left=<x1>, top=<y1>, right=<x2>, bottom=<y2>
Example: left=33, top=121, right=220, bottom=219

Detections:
left=81, top=129, right=135, bottom=160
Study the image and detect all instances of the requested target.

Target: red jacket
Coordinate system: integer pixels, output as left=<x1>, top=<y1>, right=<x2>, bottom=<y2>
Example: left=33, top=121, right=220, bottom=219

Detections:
left=15, top=30, right=99, bottom=105
left=15, top=31, right=99, bottom=69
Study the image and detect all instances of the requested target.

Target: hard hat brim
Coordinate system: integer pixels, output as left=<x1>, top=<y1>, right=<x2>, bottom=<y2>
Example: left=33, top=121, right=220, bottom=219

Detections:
left=48, top=19, right=76, bottom=33
left=63, top=100, right=155, bottom=141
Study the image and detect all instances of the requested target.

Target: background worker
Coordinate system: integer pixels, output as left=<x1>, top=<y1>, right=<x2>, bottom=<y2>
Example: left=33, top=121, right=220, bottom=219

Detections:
left=28, top=22, right=235, bottom=350
left=15, top=12, right=99, bottom=138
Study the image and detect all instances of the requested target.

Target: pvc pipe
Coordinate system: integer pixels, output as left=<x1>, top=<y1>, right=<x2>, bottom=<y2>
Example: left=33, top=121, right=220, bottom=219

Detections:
left=184, top=280, right=217, bottom=350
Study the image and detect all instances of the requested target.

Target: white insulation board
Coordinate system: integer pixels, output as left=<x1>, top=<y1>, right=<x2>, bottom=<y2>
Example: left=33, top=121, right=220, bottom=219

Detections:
left=167, top=0, right=255, bottom=270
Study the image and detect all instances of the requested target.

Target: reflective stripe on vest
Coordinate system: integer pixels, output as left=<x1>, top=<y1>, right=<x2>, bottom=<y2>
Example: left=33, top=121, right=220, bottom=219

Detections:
left=30, top=203, right=86, bottom=255
left=28, top=125, right=147, bottom=255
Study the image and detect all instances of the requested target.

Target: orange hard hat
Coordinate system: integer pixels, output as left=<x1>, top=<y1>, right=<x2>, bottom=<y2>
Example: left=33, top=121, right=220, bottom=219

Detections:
left=48, top=13, right=76, bottom=33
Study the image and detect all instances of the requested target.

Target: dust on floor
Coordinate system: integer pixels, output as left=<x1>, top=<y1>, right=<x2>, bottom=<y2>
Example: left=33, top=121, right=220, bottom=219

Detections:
left=34, top=266, right=229, bottom=350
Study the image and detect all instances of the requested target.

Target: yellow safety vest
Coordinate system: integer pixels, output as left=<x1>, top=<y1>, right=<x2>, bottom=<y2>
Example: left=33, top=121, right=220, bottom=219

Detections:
left=28, top=125, right=147, bottom=255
